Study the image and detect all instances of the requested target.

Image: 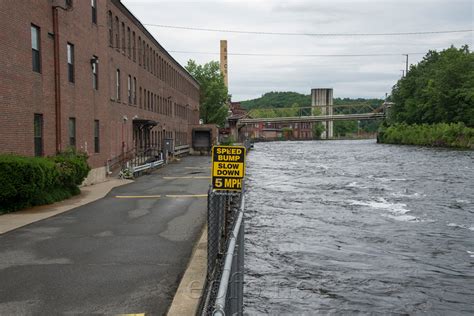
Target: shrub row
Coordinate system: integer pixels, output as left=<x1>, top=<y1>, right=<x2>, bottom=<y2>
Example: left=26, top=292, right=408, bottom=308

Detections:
left=0, top=150, right=90, bottom=214
left=378, top=122, right=474, bottom=149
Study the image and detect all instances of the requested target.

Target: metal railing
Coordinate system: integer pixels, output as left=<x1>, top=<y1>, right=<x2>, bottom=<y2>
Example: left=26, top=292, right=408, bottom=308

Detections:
left=129, top=147, right=163, bottom=175
left=199, top=189, right=245, bottom=316
left=174, top=144, right=190, bottom=157
left=106, top=147, right=136, bottom=174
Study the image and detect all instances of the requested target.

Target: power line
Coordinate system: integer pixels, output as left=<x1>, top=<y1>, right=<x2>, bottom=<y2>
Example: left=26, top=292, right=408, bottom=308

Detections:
left=168, top=50, right=427, bottom=57
left=143, top=23, right=473, bottom=37
left=107, top=45, right=428, bottom=57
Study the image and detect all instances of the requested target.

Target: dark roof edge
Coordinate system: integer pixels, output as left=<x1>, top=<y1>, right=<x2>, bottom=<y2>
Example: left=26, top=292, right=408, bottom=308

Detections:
left=111, top=0, right=200, bottom=88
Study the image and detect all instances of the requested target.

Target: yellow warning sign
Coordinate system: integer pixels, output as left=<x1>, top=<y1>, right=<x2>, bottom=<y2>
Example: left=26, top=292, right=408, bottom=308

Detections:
left=212, top=145, right=246, bottom=191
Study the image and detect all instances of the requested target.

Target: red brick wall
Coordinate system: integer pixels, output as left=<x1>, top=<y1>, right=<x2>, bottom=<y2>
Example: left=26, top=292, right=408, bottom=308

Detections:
left=0, top=0, right=200, bottom=169
left=0, top=1, right=54, bottom=156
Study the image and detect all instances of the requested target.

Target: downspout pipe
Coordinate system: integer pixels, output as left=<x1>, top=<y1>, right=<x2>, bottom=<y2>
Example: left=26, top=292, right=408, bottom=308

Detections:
left=53, top=6, right=62, bottom=153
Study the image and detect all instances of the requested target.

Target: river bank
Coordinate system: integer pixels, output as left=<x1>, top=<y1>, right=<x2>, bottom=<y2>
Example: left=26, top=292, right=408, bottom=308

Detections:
left=377, top=122, right=474, bottom=149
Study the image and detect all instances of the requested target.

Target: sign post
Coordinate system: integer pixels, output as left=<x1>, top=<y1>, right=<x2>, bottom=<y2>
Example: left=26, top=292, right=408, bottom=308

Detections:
left=212, top=145, right=246, bottom=191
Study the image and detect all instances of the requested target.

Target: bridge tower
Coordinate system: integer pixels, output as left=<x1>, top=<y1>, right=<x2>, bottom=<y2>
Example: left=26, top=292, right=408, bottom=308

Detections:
left=311, top=88, right=334, bottom=139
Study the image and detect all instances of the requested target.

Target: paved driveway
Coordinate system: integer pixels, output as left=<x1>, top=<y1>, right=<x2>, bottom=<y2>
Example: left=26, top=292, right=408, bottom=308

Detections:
left=0, top=156, right=211, bottom=315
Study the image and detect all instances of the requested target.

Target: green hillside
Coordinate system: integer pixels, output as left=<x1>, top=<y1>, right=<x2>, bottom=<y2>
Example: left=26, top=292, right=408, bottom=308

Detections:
left=240, top=91, right=310, bottom=109
left=240, top=91, right=383, bottom=109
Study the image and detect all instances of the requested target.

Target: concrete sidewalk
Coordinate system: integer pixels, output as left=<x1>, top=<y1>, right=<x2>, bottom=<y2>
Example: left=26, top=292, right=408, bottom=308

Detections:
left=0, top=156, right=211, bottom=315
left=0, top=179, right=133, bottom=235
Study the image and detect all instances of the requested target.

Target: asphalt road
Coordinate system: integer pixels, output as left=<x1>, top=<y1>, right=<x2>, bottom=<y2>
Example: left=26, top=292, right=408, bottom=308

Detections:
left=0, top=156, right=211, bottom=315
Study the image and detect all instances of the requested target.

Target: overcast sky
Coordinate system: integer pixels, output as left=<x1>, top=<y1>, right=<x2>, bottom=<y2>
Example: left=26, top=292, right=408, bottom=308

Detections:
left=122, top=0, right=473, bottom=101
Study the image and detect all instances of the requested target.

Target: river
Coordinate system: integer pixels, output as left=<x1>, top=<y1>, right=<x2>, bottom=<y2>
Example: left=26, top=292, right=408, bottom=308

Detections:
left=244, top=139, right=474, bottom=315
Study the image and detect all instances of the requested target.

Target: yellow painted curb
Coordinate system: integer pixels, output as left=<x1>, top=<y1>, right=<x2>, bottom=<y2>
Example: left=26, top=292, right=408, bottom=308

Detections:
left=163, top=176, right=211, bottom=180
left=115, top=195, right=161, bottom=199
left=165, top=194, right=208, bottom=198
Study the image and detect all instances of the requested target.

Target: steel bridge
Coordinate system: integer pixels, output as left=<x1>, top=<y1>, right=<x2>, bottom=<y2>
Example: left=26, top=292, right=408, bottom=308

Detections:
left=238, top=103, right=387, bottom=125
left=239, top=112, right=385, bottom=124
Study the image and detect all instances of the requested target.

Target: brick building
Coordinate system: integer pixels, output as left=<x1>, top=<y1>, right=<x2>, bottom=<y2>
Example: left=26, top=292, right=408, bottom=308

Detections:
left=241, top=121, right=315, bottom=141
left=0, top=0, right=200, bottom=180
left=226, top=102, right=315, bottom=141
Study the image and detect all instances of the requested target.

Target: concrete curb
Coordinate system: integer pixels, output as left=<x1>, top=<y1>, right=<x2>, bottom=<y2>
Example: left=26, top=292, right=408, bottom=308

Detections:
left=0, top=178, right=133, bottom=235
left=167, top=225, right=207, bottom=316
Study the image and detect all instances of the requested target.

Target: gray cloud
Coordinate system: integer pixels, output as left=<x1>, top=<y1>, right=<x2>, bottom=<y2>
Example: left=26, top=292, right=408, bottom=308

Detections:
left=123, top=0, right=473, bottom=101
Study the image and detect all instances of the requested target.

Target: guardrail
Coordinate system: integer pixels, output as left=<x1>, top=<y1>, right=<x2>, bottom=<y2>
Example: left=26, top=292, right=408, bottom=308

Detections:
left=174, top=144, right=190, bottom=156
left=131, top=159, right=164, bottom=173
left=128, top=147, right=163, bottom=176
left=213, top=196, right=244, bottom=315
left=199, top=189, right=245, bottom=316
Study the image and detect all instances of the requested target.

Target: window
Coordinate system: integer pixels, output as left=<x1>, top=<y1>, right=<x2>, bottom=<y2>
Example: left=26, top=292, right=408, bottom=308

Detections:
left=121, top=22, right=125, bottom=53
left=69, top=118, right=76, bottom=148
left=67, top=43, right=74, bottom=83
left=147, top=45, right=150, bottom=70
left=160, top=56, right=163, bottom=80
left=127, top=75, right=132, bottom=104
left=139, top=87, right=142, bottom=108
left=133, top=77, right=137, bottom=104
left=127, top=27, right=131, bottom=58
left=91, top=0, right=97, bottom=24
left=92, top=56, right=98, bottom=90
left=34, top=114, right=43, bottom=156
left=151, top=49, right=154, bottom=75
left=144, top=89, right=147, bottom=109
left=138, top=36, right=141, bottom=65
left=116, top=69, right=121, bottom=101
left=115, top=17, right=119, bottom=49
left=94, top=120, right=100, bottom=153
left=132, top=32, right=136, bottom=61
left=148, top=90, right=150, bottom=110
left=108, top=11, right=113, bottom=46
left=142, top=40, right=145, bottom=69
left=31, top=25, right=41, bottom=73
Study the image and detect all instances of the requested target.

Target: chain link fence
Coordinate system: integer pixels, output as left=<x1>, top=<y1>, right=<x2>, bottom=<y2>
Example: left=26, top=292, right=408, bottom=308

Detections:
left=198, top=188, right=245, bottom=316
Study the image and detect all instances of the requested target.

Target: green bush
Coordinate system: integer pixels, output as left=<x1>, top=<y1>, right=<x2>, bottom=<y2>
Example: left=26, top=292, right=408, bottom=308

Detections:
left=51, top=149, right=90, bottom=188
left=378, top=122, right=474, bottom=149
left=312, top=123, right=326, bottom=140
left=220, top=136, right=236, bottom=146
left=0, top=150, right=90, bottom=214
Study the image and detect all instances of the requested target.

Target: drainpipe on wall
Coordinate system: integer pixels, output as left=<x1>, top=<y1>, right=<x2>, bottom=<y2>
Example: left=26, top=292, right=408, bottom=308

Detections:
left=53, top=6, right=62, bottom=153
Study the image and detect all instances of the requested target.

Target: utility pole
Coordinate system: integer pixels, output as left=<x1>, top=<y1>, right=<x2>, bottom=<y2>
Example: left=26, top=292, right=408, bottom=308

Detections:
left=403, top=54, right=409, bottom=75
left=400, top=70, right=405, bottom=78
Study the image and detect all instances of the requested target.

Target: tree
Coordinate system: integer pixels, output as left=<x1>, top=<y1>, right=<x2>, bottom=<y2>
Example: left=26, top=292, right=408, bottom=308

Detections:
left=185, top=60, right=228, bottom=126
left=312, top=123, right=326, bottom=140
left=334, top=121, right=357, bottom=136
left=390, top=45, right=474, bottom=127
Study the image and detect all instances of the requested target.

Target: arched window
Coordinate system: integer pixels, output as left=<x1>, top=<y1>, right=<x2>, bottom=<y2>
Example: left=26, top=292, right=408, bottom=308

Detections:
left=121, top=22, right=125, bottom=53
left=138, top=36, right=142, bottom=65
left=115, top=17, right=119, bottom=49
left=116, top=69, right=121, bottom=101
left=142, top=40, right=146, bottom=69
left=108, top=11, right=113, bottom=47
left=132, top=32, right=136, bottom=61
left=127, top=27, right=131, bottom=57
